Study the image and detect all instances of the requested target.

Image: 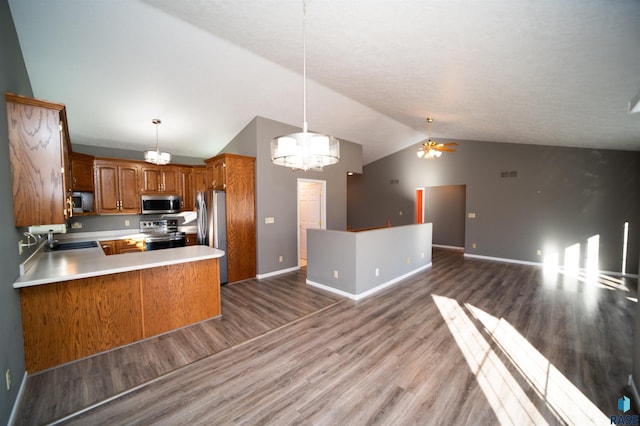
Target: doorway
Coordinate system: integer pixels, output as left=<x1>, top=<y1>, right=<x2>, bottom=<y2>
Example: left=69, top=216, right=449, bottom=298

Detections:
left=417, top=185, right=466, bottom=248
left=298, top=179, right=327, bottom=266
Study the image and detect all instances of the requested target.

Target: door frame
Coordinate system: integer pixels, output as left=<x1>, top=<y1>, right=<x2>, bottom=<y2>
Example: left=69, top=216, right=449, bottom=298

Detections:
left=297, top=178, right=327, bottom=266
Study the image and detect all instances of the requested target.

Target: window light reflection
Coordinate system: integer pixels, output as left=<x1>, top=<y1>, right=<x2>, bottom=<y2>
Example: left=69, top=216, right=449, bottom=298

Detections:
left=433, top=294, right=609, bottom=425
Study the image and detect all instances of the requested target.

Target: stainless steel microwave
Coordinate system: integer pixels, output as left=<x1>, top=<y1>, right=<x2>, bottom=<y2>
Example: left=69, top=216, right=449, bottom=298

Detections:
left=141, top=195, right=181, bottom=215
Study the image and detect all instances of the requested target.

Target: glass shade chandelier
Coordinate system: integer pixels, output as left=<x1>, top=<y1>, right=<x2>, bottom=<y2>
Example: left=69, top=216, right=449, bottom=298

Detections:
left=145, top=118, right=171, bottom=165
left=270, top=0, right=339, bottom=171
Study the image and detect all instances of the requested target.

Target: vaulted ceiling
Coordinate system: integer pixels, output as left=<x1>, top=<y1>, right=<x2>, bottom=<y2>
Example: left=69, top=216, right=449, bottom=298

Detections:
left=8, top=0, right=640, bottom=164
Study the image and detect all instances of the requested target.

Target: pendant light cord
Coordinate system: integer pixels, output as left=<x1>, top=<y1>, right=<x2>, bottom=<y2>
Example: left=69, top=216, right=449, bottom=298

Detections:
left=302, top=0, right=308, bottom=133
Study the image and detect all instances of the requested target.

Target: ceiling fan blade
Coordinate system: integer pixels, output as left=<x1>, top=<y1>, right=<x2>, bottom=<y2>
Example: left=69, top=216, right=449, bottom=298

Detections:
left=437, top=142, right=458, bottom=147
left=434, top=147, right=457, bottom=152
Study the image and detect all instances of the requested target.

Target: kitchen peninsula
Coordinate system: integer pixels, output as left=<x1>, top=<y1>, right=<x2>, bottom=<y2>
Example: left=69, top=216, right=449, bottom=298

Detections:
left=14, top=244, right=224, bottom=372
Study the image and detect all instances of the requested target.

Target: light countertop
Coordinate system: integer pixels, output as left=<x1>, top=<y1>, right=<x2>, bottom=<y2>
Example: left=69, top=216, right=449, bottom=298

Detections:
left=14, top=244, right=224, bottom=289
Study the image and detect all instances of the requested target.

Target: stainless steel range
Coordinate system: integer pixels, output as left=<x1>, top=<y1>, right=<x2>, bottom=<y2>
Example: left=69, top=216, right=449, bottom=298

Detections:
left=139, top=219, right=186, bottom=251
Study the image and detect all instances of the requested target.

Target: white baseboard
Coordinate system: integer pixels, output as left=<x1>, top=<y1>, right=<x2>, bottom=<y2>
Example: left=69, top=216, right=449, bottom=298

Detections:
left=256, top=266, right=299, bottom=279
left=629, top=375, right=640, bottom=410
left=307, top=262, right=432, bottom=301
left=463, top=253, right=639, bottom=278
left=433, top=244, right=464, bottom=251
left=8, top=371, right=28, bottom=426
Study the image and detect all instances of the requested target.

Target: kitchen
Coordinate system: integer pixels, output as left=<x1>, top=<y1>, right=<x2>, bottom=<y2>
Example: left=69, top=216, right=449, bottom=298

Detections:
left=6, top=93, right=261, bottom=373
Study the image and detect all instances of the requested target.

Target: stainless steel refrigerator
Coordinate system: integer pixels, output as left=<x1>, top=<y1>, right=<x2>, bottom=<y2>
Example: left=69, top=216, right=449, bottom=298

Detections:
left=196, top=190, right=228, bottom=284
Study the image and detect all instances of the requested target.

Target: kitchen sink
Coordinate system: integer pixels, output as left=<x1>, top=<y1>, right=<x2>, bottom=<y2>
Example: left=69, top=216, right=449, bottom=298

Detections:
left=45, top=240, right=98, bottom=251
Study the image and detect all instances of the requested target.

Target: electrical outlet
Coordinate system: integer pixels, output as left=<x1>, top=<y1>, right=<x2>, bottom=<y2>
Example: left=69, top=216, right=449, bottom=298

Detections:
left=472, top=243, right=477, bottom=249
left=71, top=222, right=82, bottom=229
left=399, top=211, right=403, bottom=216
left=537, top=249, right=542, bottom=256
left=421, top=252, right=425, bottom=259
left=6, top=369, right=11, bottom=391
left=375, top=268, right=379, bottom=277
left=278, top=255, right=283, bottom=263
left=333, top=270, right=339, bottom=279
left=406, top=257, right=411, bottom=264
left=125, top=219, right=130, bottom=227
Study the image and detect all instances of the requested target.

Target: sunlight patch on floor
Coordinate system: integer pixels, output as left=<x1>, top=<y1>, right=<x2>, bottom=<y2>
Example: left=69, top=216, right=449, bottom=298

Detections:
left=433, top=294, right=608, bottom=425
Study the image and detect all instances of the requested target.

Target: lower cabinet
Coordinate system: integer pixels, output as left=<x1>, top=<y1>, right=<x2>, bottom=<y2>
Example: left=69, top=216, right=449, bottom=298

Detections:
left=19, top=258, right=220, bottom=372
left=100, top=238, right=146, bottom=255
left=185, top=233, right=198, bottom=246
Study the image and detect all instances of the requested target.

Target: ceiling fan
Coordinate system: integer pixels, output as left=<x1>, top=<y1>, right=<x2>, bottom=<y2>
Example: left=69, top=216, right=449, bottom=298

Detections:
left=416, top=117, right=458, bottom=159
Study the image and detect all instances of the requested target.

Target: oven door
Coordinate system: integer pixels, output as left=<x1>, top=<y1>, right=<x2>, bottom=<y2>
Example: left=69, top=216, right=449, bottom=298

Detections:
left=145, top=235, right=172, bottom=251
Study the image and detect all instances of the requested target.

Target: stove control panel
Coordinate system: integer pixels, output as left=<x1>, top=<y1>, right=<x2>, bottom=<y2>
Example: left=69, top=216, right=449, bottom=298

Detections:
left=139, top=219, right=179, bottom=234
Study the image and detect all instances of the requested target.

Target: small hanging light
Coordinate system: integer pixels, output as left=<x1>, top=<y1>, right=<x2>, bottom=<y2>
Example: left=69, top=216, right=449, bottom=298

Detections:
left=270, top=0, right=340, bottom=171
left=144, top=118, right=171, bottom=165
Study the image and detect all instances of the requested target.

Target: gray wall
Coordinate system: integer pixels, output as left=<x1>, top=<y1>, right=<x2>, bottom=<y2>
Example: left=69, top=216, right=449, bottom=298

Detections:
left=424, top=185, right=466, bottom=247
left=218, top=116, right=363, bottom=276
left=348, top=139, right=640, bottom=275
left=1, top=0, right=33, bottom=422
left=72, top=143, right=205, bottom=166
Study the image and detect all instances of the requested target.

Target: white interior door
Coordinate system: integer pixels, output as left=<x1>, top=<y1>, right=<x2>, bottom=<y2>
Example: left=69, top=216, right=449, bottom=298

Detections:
left=298, top=180, right=325, bottom=261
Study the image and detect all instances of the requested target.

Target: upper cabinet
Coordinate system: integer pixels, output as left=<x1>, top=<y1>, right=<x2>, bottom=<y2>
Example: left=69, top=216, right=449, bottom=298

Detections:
left=206, top=157, right=226, bottom=190
left=70, top=152, right=95, bottom=192
left=94, top=159, right=141, bottom=214
left=140, top=165, right=179, bottom=194
left=6, top=93, right=73, bottom=226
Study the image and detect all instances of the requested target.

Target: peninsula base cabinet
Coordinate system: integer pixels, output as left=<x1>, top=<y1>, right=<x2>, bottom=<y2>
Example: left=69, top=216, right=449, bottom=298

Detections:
left=19, top=258, right=220, bottom=372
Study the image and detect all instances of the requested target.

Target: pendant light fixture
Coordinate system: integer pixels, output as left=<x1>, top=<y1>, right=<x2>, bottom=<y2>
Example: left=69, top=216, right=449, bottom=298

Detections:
left=144, top=118, right=171, bottom=165
left=270, top=0, right=339, bottom=171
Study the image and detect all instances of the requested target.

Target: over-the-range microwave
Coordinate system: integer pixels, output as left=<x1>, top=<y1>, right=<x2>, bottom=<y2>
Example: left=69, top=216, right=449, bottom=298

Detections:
left=141, top=194, right=181, bottom=214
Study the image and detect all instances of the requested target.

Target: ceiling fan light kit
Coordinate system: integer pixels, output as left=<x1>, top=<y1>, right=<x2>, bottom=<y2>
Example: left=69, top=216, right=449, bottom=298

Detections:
left=416, top=117, right=457, bottom=160
left=270, top=0, right=340, bottom=171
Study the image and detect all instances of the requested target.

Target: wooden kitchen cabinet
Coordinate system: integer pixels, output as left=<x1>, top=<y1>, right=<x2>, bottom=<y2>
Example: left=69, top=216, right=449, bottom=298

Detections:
left=179, top=167, right=194, bottom=211
left=19, top=258, right=220, bottom=372
left=193, top=166, right=206, bottom=194
left=185, top=233, right=198, bottom=246
left=206, top=156, right=226, bottom=190
left=94, top=159, right=141, bottom=214
left=99, top=240, right=116, bottom=255
left=6, top=93, right=73, bottom=226
left=100, top=238, right=145, bottom=255
left=204, top=153, right=256, bottom=283
left=140, top=165, right=179, bottom=194
left=116, top=238, right=146, bottom=254
left=70, top=152, right=95, bottom=192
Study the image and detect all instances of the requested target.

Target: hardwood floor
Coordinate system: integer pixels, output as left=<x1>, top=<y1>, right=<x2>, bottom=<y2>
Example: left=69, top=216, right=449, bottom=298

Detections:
left=14, top=249, right=637, bottom=425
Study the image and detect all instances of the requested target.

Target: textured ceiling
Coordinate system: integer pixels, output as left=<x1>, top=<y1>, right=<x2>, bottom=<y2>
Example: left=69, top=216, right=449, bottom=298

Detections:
left=8, top=0, right=640, bottom=164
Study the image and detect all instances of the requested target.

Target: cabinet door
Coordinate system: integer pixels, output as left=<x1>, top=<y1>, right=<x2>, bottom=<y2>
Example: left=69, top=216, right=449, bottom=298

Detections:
left=6, top=98, right=67, bottom=226
left=100, top=240, right=116, bottom=255
left=162, top=167, right=180, bottom=194
left=179, top=167, right=194, bottom=211
left=185, top=233, right=198, bottom=246
left=95, top=163, right=120, bottom=214
left=207, top=158, right=226, bottom=190
left=140, top=167, right=161, bottom=193
left=193, top=167, right=206, bottom=194
left=71, top=153, right=95, bottom=191
left=118, top=164, right=141, bottom=213
left=116, top=239, right=146, bottom=254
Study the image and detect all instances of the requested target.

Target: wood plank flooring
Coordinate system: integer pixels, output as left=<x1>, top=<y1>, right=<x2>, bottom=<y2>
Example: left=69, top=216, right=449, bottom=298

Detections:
left=14, top=249, right=637, bottom=425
